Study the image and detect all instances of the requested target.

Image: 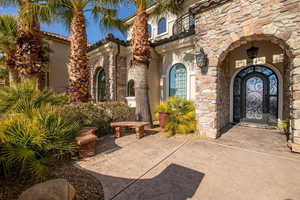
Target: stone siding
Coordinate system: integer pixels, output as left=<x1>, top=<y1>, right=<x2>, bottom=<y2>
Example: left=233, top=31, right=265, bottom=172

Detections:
left=194, top=0, right=300, bottom=141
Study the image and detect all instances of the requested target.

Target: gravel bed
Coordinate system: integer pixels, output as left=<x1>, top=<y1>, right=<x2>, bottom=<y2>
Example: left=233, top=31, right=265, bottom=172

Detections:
left=0, top=163, right=104, bottom=200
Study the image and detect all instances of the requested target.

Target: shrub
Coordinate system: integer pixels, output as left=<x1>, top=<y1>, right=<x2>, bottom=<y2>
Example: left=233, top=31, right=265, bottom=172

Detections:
left=0, top=79, right=68, bottom=116
left=60, top=102, right=134, bottom=135
left=0, top=106, right=79, bottom=179
left=0, top=80, right=76, bottom=179
left=157, top=97, right=196, bottom=136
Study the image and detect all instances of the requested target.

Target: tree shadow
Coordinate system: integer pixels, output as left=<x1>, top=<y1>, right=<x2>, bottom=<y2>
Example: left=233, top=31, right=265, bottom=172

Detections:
left=77, top=163, right=205, bottom=200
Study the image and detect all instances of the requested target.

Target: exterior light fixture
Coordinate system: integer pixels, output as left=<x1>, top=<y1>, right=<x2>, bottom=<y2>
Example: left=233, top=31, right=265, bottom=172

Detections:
left=246, top=46, right=259, bottom=60
left=195, top=48, right=207, bottom=68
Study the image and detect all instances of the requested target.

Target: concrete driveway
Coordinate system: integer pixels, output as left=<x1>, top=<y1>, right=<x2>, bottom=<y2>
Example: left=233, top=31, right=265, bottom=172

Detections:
left=76, top=127, right=300, bottom=200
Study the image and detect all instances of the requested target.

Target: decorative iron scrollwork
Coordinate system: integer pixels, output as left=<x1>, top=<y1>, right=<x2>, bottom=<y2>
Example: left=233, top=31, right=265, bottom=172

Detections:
left=173, top=13, right=195, bottom=36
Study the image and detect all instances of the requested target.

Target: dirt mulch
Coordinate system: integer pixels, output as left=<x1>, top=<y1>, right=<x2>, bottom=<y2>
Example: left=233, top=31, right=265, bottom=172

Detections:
left=0, top=163, right=104, bottom=200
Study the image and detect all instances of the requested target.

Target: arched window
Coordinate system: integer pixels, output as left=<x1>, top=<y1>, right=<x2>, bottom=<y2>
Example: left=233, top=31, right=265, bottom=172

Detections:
left=169, top=63, right=187, bottom=98
left=157, top=17, right=167, bottom=35
left=97, top=69, right=106, bottom=102
left=127, top=79, right=135, bottom=97
left=147, top=24, right=152, bottom=39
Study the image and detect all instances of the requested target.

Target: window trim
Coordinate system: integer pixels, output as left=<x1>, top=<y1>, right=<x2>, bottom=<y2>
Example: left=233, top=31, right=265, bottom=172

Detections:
left=168, top=63, right=187, bottom=99
left=127, top=79, right=135, bottom=97
left=157, top=17, right=168, bottom=36
left=147, top=24, right=152, bottom=39
left=96, top=69, right=106, bottom=102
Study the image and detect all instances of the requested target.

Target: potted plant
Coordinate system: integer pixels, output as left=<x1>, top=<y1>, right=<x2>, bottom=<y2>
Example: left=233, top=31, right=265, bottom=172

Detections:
left=156, top=102, right=170, bottom=129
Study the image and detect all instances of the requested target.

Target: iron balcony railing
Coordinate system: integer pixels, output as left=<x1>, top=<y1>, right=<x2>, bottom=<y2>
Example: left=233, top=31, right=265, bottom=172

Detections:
left=172, top=13, right=195, bottom=36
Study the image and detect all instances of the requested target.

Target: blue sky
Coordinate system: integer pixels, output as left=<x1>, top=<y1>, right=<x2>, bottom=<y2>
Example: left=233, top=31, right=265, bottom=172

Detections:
left=0, top=3, right=136, bottom=43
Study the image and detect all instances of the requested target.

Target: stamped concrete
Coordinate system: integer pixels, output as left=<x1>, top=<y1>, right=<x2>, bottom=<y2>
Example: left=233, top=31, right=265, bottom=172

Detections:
left=76, top=127, right=300, bottom=200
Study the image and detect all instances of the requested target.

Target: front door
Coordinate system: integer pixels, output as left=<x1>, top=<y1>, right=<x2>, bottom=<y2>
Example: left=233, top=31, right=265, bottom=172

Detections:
left=242, top=74, right=267, bottom=123
left=233, top=66, right=279, bottom=124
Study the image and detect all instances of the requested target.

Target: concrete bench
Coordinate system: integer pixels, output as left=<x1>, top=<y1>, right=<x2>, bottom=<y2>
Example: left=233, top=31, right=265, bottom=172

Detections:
left=110, top=121, right=150, bottom=139
left=76, top=127, right=98, bottom=158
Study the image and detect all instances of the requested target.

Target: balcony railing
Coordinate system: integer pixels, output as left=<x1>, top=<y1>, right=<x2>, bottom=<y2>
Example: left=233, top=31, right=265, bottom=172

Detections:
left=172, top=13, right=195, bottom=36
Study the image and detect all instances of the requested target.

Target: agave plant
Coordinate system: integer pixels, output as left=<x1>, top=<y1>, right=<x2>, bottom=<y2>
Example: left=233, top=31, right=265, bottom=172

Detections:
left=0, top=79, right=68, bottom=116
left=0, top=106, right=79, bottom=179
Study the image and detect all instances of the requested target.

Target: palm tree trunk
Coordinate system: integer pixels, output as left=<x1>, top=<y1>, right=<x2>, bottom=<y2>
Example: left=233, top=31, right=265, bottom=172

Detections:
left=7, top=51, right=20, bottom=85
left=132, top=4, right=152, bottom=124
left=15, top=10, right=44, bottom=82
left=68, top=8, right=89, bottom=103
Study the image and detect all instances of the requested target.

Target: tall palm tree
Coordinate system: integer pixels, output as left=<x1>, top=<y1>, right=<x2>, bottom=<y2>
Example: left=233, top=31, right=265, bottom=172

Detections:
left=0, top=0, right=53, bottom=81
left=130, top=0, right=182, bottom=123
left=0, top=15, right=20, bottom=84
left=48, top=0, right=125, bottom=103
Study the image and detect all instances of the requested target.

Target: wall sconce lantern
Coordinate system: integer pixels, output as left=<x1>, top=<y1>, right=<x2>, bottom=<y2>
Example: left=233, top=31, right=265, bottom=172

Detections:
left=195, top=48, right=207, bottom=68
left=246, top=46, right=259, bottom=60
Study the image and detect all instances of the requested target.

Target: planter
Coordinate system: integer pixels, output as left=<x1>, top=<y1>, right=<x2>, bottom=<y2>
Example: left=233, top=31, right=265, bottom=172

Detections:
left=159, top=112, right=169, bottom=129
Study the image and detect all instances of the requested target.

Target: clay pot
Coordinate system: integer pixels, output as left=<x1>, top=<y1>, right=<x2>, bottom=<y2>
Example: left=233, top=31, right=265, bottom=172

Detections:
left=159, top=112, right=169, bottom=129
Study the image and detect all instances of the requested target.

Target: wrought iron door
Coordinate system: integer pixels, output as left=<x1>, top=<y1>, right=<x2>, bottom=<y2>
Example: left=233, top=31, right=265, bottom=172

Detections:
left=233, top=66, right=278, bottom=124
left=242, top=74, right=267, bottom=122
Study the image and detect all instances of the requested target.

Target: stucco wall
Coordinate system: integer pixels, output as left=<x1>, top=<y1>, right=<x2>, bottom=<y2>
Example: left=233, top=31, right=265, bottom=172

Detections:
left=155, top=36, right=197, bottom=101
left=48, top=40, right=70, bottom=93
left=126, top=0, right=200, bottom=41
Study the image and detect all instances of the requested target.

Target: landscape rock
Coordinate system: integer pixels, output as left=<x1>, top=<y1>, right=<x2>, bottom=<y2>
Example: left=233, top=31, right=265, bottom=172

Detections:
left=18, top=178, right=76, bottom=200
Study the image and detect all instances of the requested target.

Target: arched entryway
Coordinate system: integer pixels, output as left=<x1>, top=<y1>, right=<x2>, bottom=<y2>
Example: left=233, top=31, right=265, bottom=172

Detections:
left=214, top=38, right=292, bottom=134
left=232, top=65, right=280, bottom=125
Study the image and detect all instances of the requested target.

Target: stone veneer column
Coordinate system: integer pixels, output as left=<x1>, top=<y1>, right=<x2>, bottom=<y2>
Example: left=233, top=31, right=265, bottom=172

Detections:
left=195, top=58, right=219, bottom=138
left=116, top=56, right=127, bottom=102
left=108, top=52, right=117, bottom=101
left=291, top=55, right=300, bottom=150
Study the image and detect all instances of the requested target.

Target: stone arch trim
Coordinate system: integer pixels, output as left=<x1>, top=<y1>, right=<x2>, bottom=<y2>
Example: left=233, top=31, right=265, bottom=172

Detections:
left=216, top=34, right=295, bottom=68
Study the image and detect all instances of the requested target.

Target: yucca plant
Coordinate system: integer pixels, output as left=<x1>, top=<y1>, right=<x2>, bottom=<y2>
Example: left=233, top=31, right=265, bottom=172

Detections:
left=162, top=97, right=196, bottom=136
left=0, top=79, right=68, bottom=117
left=0, top=106, right=79, bottom=179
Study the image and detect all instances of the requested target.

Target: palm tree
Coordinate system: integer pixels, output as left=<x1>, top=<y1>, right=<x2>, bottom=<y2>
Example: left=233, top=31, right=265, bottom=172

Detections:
left=0, top=15, right=20, bottom=84
left=130, top=0, right=182, bottom=123
left=0, top=0, right=53, bottom=81
left=48, top=0, right=125, bottom=103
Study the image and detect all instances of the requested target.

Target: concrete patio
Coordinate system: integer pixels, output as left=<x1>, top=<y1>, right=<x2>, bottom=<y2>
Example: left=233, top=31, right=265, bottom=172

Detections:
left=76, top=126, right=300, bottom=200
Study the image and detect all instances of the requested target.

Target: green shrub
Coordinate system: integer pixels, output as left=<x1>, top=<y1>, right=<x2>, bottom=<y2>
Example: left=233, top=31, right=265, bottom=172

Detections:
left=277, top=120, right=289, bottom=134
left=0, top=80, right=75, bottom=179
left=0, top=79, right=68, bottom=116
left=0, top=106, right=79, bottom=179
left=60, top=102, right=134, bottom=135
left=157, top=97, right=196, bottom=136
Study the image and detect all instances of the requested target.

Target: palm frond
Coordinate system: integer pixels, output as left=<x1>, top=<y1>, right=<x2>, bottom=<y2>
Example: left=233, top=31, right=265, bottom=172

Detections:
left=0, top=106, right=79, bottom=179
left=0, top=0, right=21, bottom=7
left=0, top=79, right=69, bottom=114
left=153, top=0, right=183, bottom=15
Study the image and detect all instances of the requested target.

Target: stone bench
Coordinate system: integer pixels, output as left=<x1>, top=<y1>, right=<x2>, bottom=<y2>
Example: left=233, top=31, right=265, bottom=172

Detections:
left=110, top=121, right=150, bottom=139
left=76, top=127, right=98, bottom=158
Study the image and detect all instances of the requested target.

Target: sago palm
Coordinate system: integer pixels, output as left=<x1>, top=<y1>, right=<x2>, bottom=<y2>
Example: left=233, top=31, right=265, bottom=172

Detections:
left=0, top=0, right=53, bottom=81
left=0, top=106, right=79, bottom=179
left=129, top=0, right=182, bottom=123
left=48, top=0, right=125, bottom=103
left=0, top=79, right=68, bottom=117
left=0, top=15, right=20, bottom=84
